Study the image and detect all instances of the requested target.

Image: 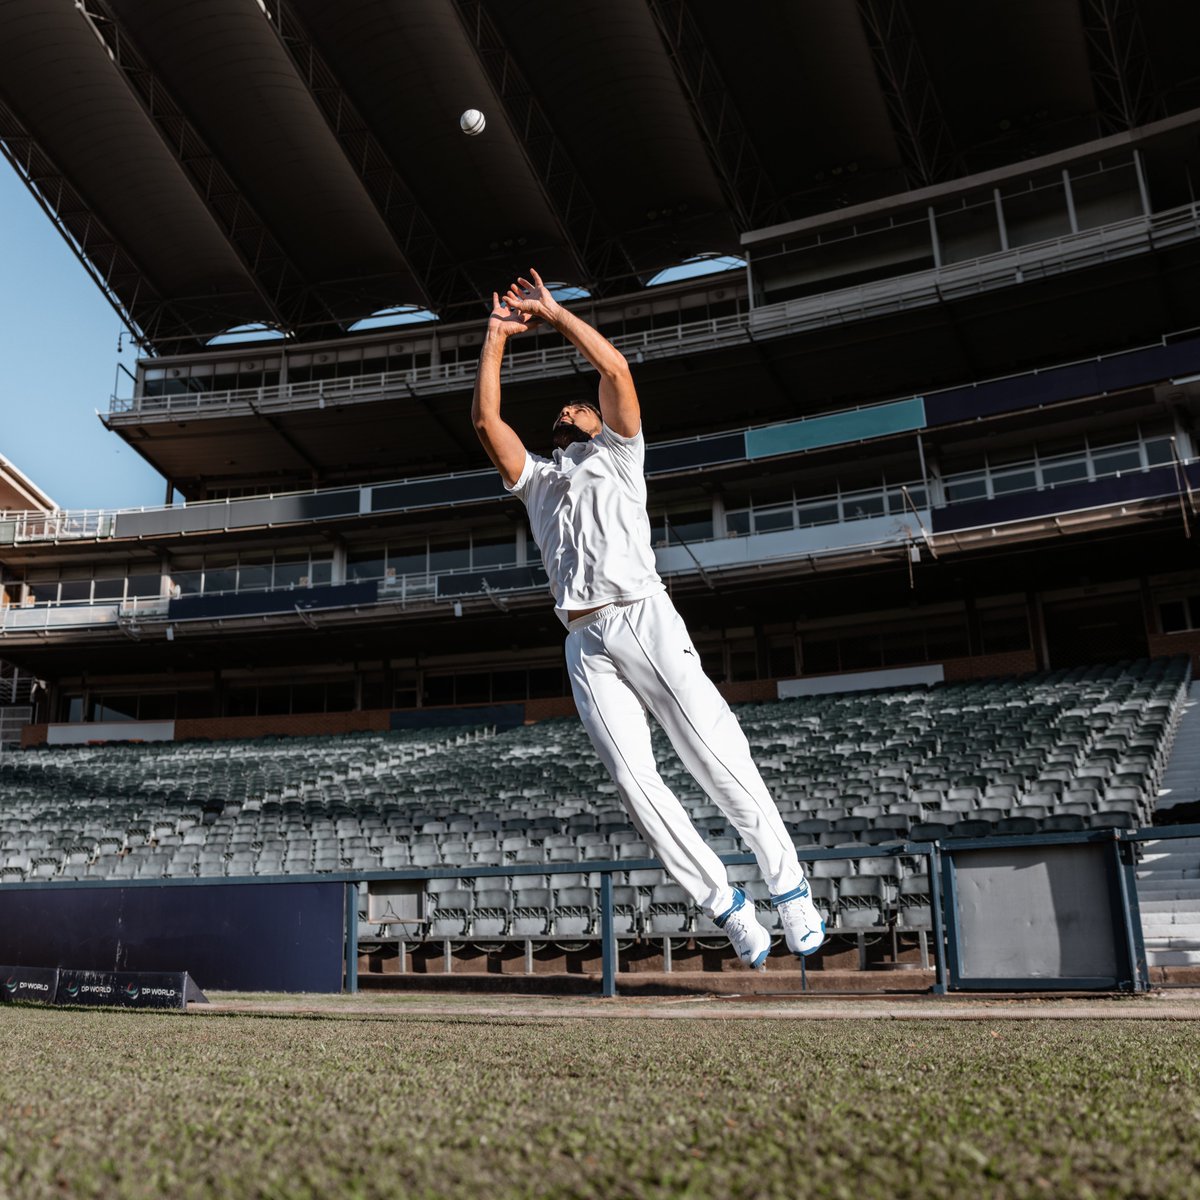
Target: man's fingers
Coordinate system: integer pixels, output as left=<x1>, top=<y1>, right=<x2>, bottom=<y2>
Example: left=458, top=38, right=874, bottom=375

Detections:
left=529, top=267, right=544, bottom=288
left=517, top=276, right=534, bottom=292
left=491, top=291, right=502, bottom=312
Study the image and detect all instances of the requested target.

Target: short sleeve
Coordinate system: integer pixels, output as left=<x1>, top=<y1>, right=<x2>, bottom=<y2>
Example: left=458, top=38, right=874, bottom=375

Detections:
left=504, top=451, right=554, bottom=506
left=503, top=451, right=536, bottom=496
left=597, top=422, right=644, bottom=483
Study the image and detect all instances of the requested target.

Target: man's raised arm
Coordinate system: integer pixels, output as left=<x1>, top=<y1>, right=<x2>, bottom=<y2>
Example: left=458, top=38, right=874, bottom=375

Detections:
left=472, top=292, right=537, bottom=489
left=503, top=269, right=640, bottom=438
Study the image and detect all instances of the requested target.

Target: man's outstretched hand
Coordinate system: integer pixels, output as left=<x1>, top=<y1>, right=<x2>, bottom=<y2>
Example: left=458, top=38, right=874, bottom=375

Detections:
left=488, top=290, right=541, bottom=340
left=502, top=268, right=562, bottom=325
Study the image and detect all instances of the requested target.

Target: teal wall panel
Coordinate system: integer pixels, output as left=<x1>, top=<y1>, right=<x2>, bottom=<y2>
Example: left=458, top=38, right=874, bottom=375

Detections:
left=744, top=396, right=926, bottom=460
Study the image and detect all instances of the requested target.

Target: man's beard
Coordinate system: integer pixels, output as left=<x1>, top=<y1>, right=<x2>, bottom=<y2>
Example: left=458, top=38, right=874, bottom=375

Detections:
left=552, top=421, right=593, bottom=450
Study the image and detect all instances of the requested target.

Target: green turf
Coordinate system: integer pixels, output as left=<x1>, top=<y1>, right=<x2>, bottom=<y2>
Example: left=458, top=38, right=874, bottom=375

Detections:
left=1, top=1005, right=1197, bottom=1199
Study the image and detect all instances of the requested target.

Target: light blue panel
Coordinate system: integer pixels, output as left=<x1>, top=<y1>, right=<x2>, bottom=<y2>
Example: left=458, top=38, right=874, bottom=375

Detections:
left=744, top=396, right=926, bottom=460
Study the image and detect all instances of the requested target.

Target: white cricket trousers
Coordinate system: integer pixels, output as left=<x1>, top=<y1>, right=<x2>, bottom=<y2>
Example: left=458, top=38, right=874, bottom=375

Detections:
left=565, top=591, right=805, bottom=917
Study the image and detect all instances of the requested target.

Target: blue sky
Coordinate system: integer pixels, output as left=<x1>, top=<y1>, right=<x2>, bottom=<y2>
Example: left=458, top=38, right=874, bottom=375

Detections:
left=0, top=163, right=162, bottom=511
left=0, top=157, right=745, bottom=513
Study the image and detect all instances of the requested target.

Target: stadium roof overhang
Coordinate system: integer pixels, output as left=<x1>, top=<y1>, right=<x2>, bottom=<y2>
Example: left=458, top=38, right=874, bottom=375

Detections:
left=4, top=0, right=1200, bottom=354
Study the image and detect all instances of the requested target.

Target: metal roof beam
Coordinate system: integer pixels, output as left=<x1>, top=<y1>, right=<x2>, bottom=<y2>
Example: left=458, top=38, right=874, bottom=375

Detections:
left=0, top=96, right=183, bottom=352
left=644, top=0, right=783, bottom=231
left=74, top=0, right=340, bottom=340
left=450, top=0, right=638, bottom=296
left=856, top=0, right=964, bottom=188
left=264, top=1, right=479, bottom=319
left=1080, top=0, right=1165, bottom=134
left=1, top=100, right=262, bottom=352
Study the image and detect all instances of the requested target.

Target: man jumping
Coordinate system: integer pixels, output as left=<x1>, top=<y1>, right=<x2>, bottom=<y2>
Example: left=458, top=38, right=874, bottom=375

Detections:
left=471, top=270, right=824, bottom=967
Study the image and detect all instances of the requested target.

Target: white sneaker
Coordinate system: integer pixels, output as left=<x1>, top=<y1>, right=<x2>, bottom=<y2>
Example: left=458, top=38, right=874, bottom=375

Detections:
left=714, top=888, right=771, bottom=970
left=772, top=880, right=825, bottom=957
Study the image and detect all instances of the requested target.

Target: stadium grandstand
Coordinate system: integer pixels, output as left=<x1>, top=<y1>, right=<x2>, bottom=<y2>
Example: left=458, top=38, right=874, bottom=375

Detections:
left=2, top=0, right=1200, bottom=982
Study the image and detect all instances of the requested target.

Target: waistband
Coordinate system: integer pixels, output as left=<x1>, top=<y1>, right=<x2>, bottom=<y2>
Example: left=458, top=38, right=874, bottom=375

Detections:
left=565, top=599, right=638, bottom=632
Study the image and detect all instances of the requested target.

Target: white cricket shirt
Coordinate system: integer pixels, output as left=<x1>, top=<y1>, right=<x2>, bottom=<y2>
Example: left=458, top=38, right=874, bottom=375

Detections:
left=506, top=423, right=664, bottom=627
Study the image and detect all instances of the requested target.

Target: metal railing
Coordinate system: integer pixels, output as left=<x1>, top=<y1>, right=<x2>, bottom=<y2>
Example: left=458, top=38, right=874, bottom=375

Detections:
left=106, top=203, right=1200, bottom=422
left=7, top=824, right=1186, bottom=995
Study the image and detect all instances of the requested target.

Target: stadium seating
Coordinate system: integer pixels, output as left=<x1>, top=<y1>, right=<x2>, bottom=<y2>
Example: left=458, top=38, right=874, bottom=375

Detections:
left=0, top=657, right=1190, bottom=950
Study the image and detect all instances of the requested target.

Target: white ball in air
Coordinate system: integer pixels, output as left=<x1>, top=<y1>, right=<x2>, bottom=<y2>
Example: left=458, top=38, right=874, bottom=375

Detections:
left=460, top=109, right=486, bottom=137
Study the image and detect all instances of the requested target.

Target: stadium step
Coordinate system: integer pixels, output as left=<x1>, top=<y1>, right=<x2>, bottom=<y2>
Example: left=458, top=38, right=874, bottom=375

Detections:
left=1155, top=683, right=1200, bottom=811
left=1145, top=949, right=1200, bottom=967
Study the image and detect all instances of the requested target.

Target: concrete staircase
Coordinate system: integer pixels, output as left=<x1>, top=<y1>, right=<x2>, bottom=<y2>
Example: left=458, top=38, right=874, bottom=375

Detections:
left=1138, top=680, right=1200, bottom=968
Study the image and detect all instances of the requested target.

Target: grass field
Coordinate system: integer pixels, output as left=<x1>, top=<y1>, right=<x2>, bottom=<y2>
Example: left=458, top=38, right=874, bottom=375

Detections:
left=1, top=998, right=1198, bottom=1199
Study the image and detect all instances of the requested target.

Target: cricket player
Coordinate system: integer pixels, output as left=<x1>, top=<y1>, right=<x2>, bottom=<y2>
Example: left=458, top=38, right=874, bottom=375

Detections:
left=471, top=270, right=824, bottom=967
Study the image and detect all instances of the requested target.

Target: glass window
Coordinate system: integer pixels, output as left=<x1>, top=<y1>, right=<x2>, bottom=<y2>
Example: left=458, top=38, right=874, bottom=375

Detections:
left=273, top=558, right=308, bottom=588
left=1144, top=438, right=1174, bottom=467
left=347, top=551, right=386, bottom=582
left=57, top=580, right=91, bottom=604
left=1189, top=595, right=1200, bottom=630
left=666, top=510, right=714, bottom=543
left=237, top=555, right=273, bottom=591
left=92, top=578, right=125, bottom=601
left=1040, top=458, right=1089, bottom=487
left=326, top=681, right=354, bottom=712
left=91, top=695, right=137, bottom=721
left=991, top=469, right=1038, bottom=496
left=428, top=543, right=470, bottom=574
left=171, top=570, right=203, bottom=596
left=725, top=510, right=751, bottom=536
left=795, top=500, right=839, bottom=527
left=842, top=493, right=886, bottom=520
left=139, top=694, right=176, bottom=721
left=203, top=557, right=237, bottom=594
left=472, top=537, right=516, bottom=569
left=387, top=548, right=428, bottom=579
left=1091, top=446, right=1141, bottom=476
left=754, top=506, right=795, bottom=533
left=309, top=560, right=332, bottom=586
left=127, top=574, right=162, bottom=598
left=944, top=475, right=988, bottom=503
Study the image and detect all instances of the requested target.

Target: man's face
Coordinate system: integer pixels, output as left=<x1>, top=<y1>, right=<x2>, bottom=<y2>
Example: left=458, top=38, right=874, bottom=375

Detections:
left=551, top=403, right=602, bottom=450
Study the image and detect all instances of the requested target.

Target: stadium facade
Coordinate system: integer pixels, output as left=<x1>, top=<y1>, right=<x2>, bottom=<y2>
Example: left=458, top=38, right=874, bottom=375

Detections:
left=2, top=1, right=1200, bottom=746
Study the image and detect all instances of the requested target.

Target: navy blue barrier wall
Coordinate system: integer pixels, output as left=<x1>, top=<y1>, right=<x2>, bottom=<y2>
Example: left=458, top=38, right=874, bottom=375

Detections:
left=372, top=472, right=507, bottom=512
left=931, top=463, right=1200, bottom=533
left=390, top=703, right=525, bottom=730
left=924, top=336, right=1200, bottom=426
left=167, top=580, right=376, bottom=621
left=0, top=880, right=345, bottom=992
left=436, top=564, right=549, bottom=599
left=114, top=489, right=361, bottom=538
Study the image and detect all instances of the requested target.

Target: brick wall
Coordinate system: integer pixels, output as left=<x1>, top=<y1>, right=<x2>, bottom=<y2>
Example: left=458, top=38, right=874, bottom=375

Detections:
left=942, top=649, right=1039, bottom=682
left=175, top=710, right=393, bottom=741
left=1147, top=631, right=1200, bottom=674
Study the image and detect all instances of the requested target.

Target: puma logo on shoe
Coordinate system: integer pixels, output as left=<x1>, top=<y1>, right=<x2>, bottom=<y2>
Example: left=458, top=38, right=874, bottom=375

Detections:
left=683, top=647, right=695, bottom=656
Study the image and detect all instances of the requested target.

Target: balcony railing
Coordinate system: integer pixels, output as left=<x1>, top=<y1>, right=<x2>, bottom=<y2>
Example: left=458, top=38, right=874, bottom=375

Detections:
left=107, top=202, right=1200, bottom=422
